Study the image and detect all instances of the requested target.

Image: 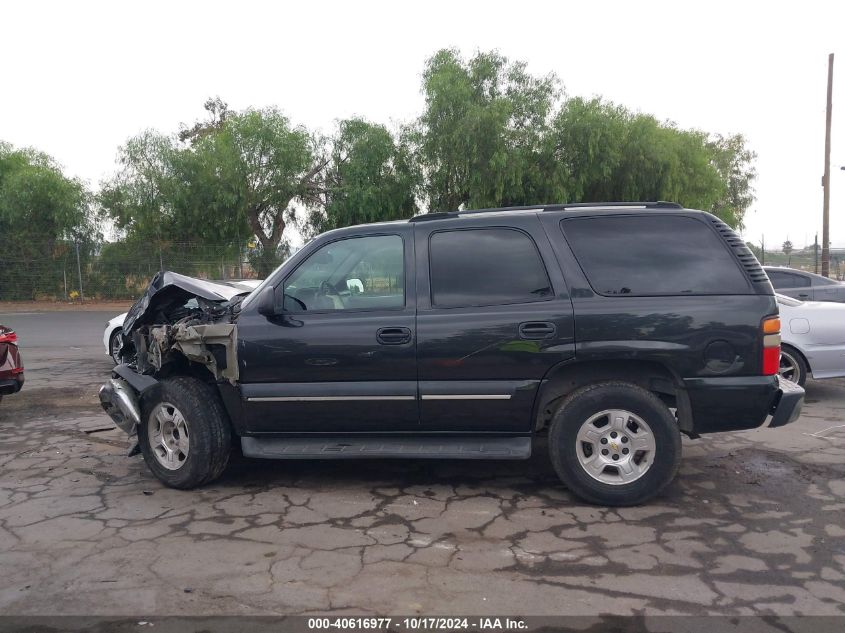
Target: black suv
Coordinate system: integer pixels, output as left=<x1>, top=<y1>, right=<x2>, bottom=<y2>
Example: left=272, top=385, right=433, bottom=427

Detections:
left=100, top=202, right=804, bottom=506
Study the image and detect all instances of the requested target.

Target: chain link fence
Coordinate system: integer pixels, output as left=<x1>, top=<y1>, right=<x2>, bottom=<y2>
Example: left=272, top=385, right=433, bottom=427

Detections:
left=0, top=240, right=265, bottom=301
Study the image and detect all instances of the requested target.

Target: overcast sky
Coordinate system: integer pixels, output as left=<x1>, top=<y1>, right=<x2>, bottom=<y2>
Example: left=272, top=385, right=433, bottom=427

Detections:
left=2, top=0, right=843, bottom=248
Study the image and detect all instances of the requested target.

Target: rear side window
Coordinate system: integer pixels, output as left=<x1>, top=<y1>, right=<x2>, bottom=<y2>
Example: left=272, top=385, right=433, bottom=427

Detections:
left=429, top=228, right=552, bottom=308
left=561, top=215, right=750, bottom=296
left=767, top=271, right=811, bottom=288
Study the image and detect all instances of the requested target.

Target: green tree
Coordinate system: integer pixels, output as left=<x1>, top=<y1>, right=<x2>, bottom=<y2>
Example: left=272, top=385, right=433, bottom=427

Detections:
left=549, top=97, right=727, bottom=215
left=413, top=48, right=561, bottom=211
left=782, top=240, right=793, bottom=255
left=98, top=131, right=179, bottom=244
left=707, top=133, right=757, bottom=229
left=203, top=107, right=325, bottom=274
left=101, top=105, right=326, bottom=276
left=412, top=49, right=756, bottom=228
left=0, top=142, right=94, bottom=299
left=178, top=96, right=231, bottom=144
left=308, top=118, right=418, bottom=234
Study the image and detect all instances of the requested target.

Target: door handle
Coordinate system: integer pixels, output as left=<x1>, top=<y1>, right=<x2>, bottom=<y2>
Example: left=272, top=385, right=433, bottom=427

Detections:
left=518, top=321, right=556, bottom=340
left=377, top=327, right=412, bottom=345
left=798, top=293, right=810, bottom=299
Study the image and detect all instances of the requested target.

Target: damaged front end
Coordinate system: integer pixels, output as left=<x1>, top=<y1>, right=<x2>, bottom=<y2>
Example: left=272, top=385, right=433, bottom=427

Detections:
left=140, top=321, right=238, bottom=383
left=100, top=271, right=248, bottom=433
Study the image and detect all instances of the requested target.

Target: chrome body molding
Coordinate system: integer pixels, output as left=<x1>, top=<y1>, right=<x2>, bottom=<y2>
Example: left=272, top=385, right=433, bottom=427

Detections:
left=247, top=394, right=512, bottom=402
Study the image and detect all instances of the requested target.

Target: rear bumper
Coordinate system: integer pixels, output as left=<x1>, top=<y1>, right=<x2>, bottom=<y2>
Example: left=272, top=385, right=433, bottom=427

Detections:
left=684, top=374, right=804, bottom=434
left=0, top=374, right=24, bottom=395
left=769, top=375, right=804, bottom=428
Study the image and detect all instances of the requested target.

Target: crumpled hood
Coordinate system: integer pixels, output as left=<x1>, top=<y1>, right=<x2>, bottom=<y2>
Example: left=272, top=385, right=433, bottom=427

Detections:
left=122, top=271, right=247, bottom=337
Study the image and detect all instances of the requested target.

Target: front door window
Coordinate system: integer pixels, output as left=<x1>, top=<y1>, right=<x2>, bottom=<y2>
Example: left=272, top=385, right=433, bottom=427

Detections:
left=283, top=235, right=404, bottom=312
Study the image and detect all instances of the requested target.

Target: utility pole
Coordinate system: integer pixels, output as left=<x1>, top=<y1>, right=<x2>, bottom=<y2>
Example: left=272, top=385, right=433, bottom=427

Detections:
left=822, top=53, right=834, bottom=277
left=760, top=235, right=765, bottom=265
left=814, top=233, right=819, bottom=274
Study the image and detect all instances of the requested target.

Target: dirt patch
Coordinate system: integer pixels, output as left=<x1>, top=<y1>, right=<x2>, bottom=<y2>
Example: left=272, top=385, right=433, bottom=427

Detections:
left=0, top=386, right=101, bottom=416
left=700, top=447, right=842, bottom=491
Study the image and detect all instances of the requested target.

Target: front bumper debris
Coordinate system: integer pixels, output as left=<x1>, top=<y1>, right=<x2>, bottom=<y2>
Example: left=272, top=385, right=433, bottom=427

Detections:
left=769, top=374, right=805, bottom=428
left=98, top=378, right=141, bottom=434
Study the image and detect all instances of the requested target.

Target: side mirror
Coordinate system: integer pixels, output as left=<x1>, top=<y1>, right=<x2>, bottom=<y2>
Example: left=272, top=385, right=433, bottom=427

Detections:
left=346, top=278, right=364, bottom=294
left=256, top=286, right=277, bottom=316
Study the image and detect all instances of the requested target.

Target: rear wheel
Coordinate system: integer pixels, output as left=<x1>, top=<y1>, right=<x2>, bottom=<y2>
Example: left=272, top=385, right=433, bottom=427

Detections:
left=138, top=376, right=231, bottom=489
left=548, top=382, right=681, bottom=506
left=779, top=345, right=808, bottom=387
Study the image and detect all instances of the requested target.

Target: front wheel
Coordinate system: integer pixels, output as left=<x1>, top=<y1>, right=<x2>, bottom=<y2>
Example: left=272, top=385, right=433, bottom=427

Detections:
left=548, top=382, right=681, bottom=506
left=138, top=376, right=232, bottom=489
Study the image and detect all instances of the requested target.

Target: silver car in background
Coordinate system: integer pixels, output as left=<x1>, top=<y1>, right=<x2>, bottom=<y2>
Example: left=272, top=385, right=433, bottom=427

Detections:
left=777, top=293, right=845, bottom=386
left=764, top=266, right=845, bottom=303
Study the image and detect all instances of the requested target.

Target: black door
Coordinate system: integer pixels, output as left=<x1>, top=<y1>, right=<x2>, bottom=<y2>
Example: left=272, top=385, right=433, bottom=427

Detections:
left=414, top=215, right=575, bottom=433
left=237, top=228, right=417, bottom=433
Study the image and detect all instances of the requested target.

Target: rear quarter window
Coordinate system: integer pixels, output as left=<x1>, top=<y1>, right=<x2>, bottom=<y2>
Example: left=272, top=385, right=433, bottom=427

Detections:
left=561, top=215, right=751, bottom=296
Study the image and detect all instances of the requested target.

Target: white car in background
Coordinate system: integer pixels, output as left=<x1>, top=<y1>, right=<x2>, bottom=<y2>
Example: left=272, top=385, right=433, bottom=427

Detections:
left=777, top=293, right=845, bottom=386
left=103, top=278, right=262, bottom=364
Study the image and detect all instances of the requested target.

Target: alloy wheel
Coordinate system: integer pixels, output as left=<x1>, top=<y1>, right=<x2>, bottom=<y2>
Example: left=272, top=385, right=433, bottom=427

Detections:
left=575, top=409, right=656, bottom=485
left=147, top=402, right=190, bottom=470
left=778, top=351, right=800, bottom=383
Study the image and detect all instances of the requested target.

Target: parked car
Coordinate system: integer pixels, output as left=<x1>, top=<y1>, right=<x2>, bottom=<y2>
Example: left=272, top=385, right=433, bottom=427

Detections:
left=0, top=325, right=24, bottom=404
left=777, top=293, right=845, bottom=387
left=99, top=202, right=803, bottom=506
left=104, top=278, right=262, bottom=364
left=763, top=266, right=845, bottom=302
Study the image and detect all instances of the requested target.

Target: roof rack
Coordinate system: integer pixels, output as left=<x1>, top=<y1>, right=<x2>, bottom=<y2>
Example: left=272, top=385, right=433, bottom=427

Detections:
left=409, top=201, right=683, bottom=222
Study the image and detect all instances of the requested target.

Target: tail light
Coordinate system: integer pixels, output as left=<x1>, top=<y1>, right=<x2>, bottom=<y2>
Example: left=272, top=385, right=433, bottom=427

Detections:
left=761, top=316, right=781, bottom=376
left=0, top=327, right=17, bottom=345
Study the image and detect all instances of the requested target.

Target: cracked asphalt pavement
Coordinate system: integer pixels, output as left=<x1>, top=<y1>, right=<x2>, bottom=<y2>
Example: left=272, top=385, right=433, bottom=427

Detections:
left=0, top=310, right=844, bottom=616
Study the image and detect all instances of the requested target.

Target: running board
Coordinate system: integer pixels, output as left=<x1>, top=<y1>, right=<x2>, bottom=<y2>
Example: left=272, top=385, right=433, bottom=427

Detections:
left=240, top=436, right=531, bottom=460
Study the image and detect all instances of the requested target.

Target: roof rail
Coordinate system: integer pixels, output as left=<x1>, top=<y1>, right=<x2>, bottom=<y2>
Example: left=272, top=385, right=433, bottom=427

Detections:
left=555, top=201, right=683, bottom=210
left=408, top=201, right=683, bottom=222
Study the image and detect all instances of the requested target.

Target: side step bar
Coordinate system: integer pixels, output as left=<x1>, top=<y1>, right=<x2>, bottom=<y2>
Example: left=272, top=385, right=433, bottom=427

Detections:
left=241, top=436, right=531, bottom=460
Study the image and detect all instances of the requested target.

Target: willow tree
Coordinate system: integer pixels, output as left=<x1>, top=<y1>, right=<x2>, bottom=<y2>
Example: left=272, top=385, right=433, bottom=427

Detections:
left=308, top=118, right=417, bottom=234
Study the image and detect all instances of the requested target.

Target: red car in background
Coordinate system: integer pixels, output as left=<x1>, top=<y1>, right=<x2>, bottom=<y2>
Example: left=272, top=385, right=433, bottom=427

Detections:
left=0, top=325, right=24, bottom=403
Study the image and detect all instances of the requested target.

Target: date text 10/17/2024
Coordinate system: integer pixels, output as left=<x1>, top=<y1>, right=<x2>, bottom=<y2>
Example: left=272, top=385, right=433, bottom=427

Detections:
left=307, top=618, right=528, bottom=630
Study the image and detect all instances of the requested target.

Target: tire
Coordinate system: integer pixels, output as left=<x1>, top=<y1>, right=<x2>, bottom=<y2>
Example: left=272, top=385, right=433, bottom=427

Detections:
left=138, top=376, right=231, bottom=489
left=109, top=328, right=123, bottom=365
left=779, top=345, right=808, bottom=387
left=548, top=381, right=682, bottom=506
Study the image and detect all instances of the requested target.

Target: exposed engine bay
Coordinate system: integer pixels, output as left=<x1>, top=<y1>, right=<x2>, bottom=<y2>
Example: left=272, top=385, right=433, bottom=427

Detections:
left=116, top=271, right=250, bottom=383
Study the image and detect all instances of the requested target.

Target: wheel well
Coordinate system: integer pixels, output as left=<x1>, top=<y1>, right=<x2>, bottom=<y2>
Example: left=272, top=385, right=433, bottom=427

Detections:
left=534, top=359, right=692, bottom=434
left=154, top=354, right=218, bottom=385
left=140, top=357, right=239, bottom=439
